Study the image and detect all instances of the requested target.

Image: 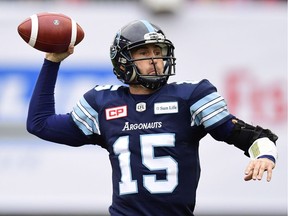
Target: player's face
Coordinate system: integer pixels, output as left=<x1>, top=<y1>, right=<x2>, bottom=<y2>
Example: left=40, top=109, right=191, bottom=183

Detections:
left=131, top=44, right=164, bottom=76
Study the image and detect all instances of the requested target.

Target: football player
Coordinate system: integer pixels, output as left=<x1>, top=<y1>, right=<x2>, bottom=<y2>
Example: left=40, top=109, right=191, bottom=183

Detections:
left=27, top=20, right=278, bottom=216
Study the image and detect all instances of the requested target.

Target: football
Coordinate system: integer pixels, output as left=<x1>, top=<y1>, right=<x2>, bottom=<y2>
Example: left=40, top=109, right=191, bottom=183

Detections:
left=17, top=12, right=85, bottom=53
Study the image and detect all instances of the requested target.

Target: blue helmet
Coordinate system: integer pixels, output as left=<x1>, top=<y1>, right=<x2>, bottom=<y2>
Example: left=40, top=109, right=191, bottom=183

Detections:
left=110, top=20, right=176, bottom=90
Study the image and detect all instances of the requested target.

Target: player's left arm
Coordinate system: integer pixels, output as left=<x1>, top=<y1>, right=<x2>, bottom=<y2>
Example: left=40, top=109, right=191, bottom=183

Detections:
left=209, top=118, right=278, bottom=182
left=188, top=79, right=278, bottom=182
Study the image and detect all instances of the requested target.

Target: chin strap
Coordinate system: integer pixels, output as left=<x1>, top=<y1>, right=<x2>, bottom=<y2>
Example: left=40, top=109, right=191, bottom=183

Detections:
left=137, top=75, right=168, bottom=90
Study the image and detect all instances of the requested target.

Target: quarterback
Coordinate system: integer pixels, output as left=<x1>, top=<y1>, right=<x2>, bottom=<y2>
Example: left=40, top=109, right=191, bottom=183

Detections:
left=27, top=20, right=278, bottom=216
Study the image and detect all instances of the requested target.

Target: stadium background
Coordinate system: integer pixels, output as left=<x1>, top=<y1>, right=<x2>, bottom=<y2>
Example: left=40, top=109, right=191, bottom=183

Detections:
left=0, top=0, right=286, bottom=215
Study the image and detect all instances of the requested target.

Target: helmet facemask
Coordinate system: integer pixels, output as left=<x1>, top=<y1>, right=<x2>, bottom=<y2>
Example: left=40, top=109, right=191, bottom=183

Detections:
left=129, top=43, right=176, bottom=90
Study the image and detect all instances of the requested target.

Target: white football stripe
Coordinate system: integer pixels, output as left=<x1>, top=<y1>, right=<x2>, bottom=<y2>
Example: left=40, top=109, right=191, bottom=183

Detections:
left=70, top=19, right=77, bottom=46
left=28, top=14, right=38, bottom=47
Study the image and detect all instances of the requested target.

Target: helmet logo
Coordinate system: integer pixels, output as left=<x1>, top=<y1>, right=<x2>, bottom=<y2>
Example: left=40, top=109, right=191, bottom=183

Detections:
left=110, top=32, right=121, bottom=59
left=144, top=32, right=165, bottom=42
left=110, top=46, right=117, bottom=59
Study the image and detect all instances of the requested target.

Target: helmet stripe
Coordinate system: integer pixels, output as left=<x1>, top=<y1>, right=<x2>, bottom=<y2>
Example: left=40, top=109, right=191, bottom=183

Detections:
left=140, top=20, right=155, bottom=32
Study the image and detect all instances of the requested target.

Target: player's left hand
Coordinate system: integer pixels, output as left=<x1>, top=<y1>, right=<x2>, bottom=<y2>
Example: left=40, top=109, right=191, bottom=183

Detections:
left=244, top=158, right=275, bottom=182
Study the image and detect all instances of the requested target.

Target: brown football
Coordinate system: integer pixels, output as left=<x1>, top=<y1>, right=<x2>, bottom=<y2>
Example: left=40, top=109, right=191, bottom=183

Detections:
left=17, top=12, right=85, bottom=53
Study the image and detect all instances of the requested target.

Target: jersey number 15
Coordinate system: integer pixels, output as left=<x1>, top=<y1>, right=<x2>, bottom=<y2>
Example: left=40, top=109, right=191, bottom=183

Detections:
left=113, top=133, right=179, bottom=195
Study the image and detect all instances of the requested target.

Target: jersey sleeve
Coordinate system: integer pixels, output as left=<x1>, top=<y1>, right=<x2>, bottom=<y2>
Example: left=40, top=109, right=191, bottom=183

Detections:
left=27, top=59, right=106, bottom=148
left=71, top=90, right=101, bottom=136
left=189, top=79, right=233, bottom=130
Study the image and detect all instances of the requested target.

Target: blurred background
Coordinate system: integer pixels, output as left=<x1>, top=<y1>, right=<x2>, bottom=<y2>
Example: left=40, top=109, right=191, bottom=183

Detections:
left=0, top=0, right=286, bottom=215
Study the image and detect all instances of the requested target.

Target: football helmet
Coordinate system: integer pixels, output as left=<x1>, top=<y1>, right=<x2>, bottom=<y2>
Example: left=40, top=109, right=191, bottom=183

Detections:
left=110, top=20, right=176, bottom=90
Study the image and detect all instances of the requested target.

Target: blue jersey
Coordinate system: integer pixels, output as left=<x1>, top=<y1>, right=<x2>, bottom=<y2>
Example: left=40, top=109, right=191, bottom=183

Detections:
left=26, top=60, right=277, bottom=216
left=71, top=80, right=232, bottom=215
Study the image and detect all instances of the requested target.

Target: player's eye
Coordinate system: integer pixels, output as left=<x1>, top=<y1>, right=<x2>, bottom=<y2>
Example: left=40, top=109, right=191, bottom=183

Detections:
left=139, top=50, right=148, bottom=56
left=154, top=50, right=162, bottom=57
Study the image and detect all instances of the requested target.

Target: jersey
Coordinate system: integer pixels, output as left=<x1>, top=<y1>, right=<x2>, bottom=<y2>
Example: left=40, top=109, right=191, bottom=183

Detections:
left=71, top=80, right=233, bottom=216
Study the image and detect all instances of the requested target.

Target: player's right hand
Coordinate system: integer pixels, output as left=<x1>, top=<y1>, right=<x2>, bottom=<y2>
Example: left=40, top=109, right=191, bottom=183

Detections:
left=45, top=45, right=74, bottom=63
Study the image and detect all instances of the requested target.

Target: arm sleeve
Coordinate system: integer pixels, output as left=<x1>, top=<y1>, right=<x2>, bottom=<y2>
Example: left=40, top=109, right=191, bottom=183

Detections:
left=209, top=117, right=277, bottom=162
left=26, top=59, right=105, bottom=147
